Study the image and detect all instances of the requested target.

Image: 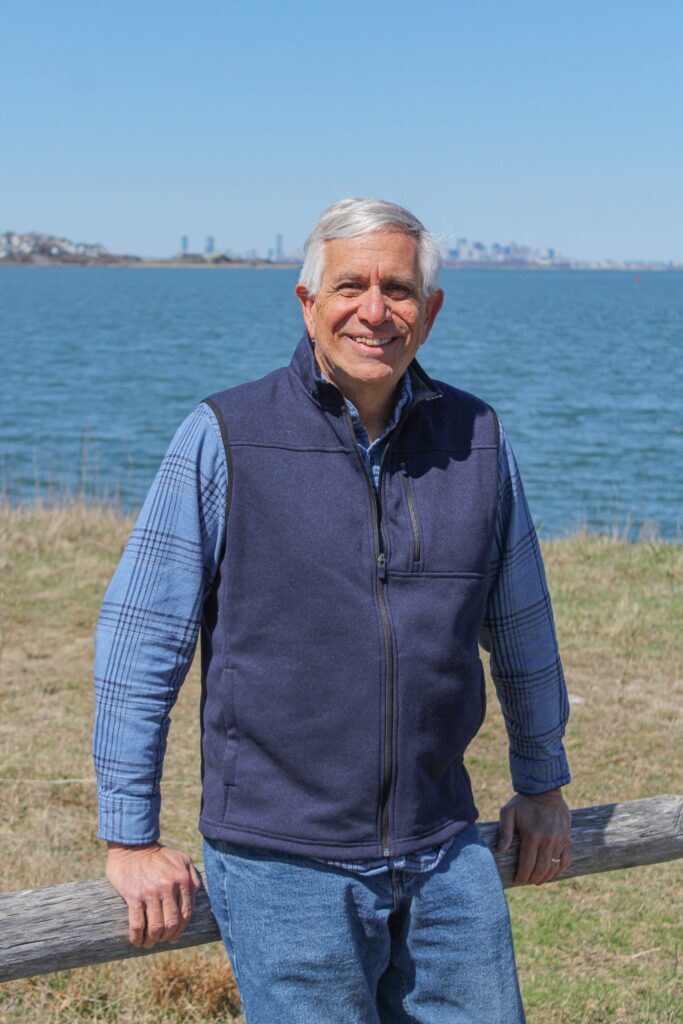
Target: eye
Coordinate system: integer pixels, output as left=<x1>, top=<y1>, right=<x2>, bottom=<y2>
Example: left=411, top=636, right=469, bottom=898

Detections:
left=337, top=283, right=363, bottom=297
left=385, top=284, right=413, bottom=299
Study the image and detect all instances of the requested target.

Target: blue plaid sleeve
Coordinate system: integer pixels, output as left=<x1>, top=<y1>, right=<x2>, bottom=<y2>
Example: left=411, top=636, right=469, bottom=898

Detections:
left=93, top=403, right=227, bottom=843
left=479, top=419, right=571, bottom=795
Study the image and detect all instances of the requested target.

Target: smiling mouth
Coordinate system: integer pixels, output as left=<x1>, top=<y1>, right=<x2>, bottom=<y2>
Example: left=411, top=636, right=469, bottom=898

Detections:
left=347, top=335, right=399, bottom=348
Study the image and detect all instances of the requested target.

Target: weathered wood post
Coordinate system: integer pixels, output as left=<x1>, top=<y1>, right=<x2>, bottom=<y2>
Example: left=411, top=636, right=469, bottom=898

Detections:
left=1, top=795, right=681, bottom=984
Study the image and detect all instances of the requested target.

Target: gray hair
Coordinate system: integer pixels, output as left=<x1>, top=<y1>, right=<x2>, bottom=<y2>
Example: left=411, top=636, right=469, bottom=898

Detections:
left=298, top=198, right=441, bottom=298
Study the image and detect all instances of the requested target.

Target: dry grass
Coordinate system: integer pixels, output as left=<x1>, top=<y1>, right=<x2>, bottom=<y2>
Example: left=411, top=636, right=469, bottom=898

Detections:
left=149, top=952, right=242, bottom=1020
left=0, top=504, right=681, bottom=1022
left=0, top=949, right=241, bottom=1024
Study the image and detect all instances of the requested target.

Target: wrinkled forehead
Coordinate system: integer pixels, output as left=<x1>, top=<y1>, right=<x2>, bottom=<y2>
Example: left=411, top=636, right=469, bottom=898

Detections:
left=322, top=228, right=421, bottom=285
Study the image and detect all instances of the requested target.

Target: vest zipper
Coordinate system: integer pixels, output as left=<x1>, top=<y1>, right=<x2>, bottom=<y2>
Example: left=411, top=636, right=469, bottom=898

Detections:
left=400, top=462, right=421, bottom=564
left=340, top=407, right=393, bottom=854
left=341, top=390, right=439, bottom=857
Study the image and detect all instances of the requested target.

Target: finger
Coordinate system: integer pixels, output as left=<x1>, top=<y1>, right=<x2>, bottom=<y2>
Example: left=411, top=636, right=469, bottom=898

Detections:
left=497, top=806, right=515, bottom=853
left=552, top=843, right=572, bottom=880
left=127, top=899, right=146, bottom=947
left=189, top=862, right=202, bottom=892
left=142, top=897, right=165, bottom=948
left=159, top=889, right=182, bottom=944
left=169, top=883, right=195, bottom=943
left=529, top=843, right=555, bottom=885
left=181, top=880, right=196, bottom=921
left=539, top=841, right=571, bottom=885
left=514, top=834, right=540, bottom=885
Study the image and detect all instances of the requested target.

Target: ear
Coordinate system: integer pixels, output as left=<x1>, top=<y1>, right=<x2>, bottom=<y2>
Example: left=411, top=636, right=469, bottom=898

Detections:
left=421, top=288, right=444, bottom=344
left=295, top=284, right=317, bottom=339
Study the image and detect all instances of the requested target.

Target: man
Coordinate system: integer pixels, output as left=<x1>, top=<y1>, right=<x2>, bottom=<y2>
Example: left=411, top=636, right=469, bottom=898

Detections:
left=95, top=198, right=571, bottom=1023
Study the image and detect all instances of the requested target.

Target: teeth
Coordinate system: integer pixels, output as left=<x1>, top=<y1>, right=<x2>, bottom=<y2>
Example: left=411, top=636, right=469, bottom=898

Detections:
left=353, top=337, right=394, bottom=347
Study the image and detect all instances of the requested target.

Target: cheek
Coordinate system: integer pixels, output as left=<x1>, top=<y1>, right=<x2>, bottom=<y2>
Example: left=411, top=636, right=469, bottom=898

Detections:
left=396, top=305, right=422, bottom=332
left=322, top=302, right=356, bottom=337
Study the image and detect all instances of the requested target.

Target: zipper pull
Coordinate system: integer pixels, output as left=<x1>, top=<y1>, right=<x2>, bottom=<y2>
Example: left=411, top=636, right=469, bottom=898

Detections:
left=377, top=552, right=387, bottom=581
left=400, top=461, right=408, bottom=476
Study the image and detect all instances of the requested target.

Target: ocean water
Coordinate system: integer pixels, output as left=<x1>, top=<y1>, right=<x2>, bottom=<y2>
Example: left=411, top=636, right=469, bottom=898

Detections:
left=1, top=266, right=681, bottom=539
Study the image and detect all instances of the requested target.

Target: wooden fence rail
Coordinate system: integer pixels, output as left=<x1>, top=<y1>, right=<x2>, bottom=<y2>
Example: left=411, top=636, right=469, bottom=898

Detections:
left=1, top=795, right=682, bottom=984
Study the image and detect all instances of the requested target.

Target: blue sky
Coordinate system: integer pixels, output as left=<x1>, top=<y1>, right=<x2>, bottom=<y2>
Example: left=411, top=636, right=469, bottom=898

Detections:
left=1, top=1, right=681, bottom=261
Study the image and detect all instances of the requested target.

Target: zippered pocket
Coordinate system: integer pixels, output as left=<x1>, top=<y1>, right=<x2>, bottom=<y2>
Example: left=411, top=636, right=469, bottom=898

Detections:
left=220, top=667, right=240, bottom=786
left=400, top=462, right=422, bottom=565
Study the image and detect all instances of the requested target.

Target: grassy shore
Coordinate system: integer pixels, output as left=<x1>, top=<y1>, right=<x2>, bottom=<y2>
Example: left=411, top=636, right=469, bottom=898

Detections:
left=0, top=504, right=681, bottom=1023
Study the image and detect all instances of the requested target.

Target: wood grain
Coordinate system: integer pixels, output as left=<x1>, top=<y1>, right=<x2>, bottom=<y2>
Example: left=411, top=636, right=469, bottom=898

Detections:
left=1, top=795, right=681, bottom=983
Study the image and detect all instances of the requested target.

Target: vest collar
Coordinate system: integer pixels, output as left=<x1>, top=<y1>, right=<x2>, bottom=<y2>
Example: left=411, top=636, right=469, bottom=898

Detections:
left=288, top=331, right=442, bottom=413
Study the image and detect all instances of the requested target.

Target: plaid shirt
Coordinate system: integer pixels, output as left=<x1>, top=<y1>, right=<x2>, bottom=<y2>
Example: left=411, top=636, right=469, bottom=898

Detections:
left=93, top=370, right=570, bottom=874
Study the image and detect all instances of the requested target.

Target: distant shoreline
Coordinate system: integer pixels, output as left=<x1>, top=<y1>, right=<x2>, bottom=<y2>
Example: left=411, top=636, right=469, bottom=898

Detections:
left=2, top=257, right=681, bottom=272
left=0, top=256, right=301, bottom=269
left=5, top=230, right=681, bottom=271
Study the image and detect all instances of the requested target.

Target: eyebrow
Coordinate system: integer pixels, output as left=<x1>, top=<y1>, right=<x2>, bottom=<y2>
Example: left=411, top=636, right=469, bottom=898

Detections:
left=331, top=272, right=419, bottom=290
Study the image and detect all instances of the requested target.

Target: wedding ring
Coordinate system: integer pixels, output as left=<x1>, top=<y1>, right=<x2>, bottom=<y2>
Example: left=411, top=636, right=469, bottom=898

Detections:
left=551, top=857, right=561, bottom=863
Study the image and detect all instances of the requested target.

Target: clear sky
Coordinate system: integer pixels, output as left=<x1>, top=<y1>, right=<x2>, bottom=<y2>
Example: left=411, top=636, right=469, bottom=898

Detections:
left=1, top=1, right=681, bottom=261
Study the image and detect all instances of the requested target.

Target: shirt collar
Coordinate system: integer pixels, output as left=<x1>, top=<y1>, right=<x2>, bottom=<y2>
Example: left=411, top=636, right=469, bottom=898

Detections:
left=315, top=360, right=413, bottom=449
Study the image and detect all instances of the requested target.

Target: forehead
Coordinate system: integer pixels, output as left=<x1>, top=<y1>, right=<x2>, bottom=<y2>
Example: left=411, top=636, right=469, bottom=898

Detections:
left=323, top=229, right=419, bottom=282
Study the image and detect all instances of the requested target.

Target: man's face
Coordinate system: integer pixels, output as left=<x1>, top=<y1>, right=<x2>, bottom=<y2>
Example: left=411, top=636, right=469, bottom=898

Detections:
left=296, top=229, right=443, bottom=400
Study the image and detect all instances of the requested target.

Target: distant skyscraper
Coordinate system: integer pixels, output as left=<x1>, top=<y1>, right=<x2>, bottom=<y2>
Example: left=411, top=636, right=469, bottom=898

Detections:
left=276, top=234, right=284, bottom=261
left=181, top=235, right=189, bottom=255
left=205, top=235, right=215, bottom=255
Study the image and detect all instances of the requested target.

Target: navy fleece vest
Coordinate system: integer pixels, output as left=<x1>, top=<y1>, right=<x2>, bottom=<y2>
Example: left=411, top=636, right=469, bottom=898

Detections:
left=198, top=334, right=499, bottom=859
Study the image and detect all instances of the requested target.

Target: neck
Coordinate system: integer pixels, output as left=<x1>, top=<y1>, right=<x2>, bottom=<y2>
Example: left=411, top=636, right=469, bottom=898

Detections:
left=313, top=350, right=402, bottom=442
left=348, top=385, right=394, bottom=443
left=327, top=373, right=398, bottom=442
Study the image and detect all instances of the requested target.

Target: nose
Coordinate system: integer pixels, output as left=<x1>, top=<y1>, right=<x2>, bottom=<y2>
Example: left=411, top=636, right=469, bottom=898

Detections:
left=358, top=284, right=390, bottom=326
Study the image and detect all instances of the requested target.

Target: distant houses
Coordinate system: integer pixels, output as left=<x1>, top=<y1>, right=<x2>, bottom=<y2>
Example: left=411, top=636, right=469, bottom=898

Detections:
left=0, top=232, right=136, bottom=265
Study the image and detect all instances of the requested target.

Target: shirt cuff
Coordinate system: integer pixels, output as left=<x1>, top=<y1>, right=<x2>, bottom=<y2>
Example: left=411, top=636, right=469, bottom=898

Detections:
left=509, top=751, right=571, bottom=795
left=97, top=792, right=161, bottom=845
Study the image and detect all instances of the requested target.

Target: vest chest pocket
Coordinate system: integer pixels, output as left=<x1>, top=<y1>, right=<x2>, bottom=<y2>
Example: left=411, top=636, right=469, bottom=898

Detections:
left=400, top=462, right=422, bottom=566
left=221, top=667, right=240, bottom=786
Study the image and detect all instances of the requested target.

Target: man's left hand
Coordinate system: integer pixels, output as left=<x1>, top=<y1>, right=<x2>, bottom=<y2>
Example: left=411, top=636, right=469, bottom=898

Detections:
left=497, top=788, right=571, bottom=885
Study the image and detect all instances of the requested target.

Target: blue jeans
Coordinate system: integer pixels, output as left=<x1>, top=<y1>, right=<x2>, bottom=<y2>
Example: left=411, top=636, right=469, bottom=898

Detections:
left=203, top=824, right=525, bottom=1024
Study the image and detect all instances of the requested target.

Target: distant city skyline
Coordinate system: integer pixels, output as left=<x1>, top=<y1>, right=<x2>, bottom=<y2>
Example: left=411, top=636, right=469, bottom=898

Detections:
left=4, top=228, right=680, bottom=271
left=1, top=3, right=681, bottom=263
left=5, top=218, right=681, bottom=266
left=3, top=220, right=682, bottom=267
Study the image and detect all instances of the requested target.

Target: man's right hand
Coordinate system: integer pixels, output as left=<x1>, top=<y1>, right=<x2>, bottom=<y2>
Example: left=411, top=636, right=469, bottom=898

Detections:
left=106, top=842, right=202, bottom=948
